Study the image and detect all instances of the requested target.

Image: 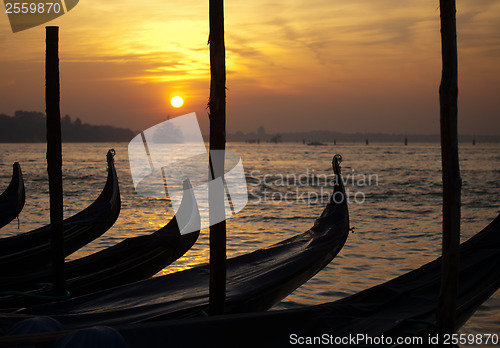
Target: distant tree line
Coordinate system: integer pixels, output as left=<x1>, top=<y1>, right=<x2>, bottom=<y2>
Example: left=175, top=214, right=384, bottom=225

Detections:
left=0, top=111, right=135, bottom=142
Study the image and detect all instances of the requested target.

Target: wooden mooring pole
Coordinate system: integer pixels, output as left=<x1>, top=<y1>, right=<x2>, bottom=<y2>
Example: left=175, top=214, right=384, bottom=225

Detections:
left=207, top=0, right=227, bottom=315
left=46, top=26, right=66, bottom=296
left=437, top=0, right=461, bottom=340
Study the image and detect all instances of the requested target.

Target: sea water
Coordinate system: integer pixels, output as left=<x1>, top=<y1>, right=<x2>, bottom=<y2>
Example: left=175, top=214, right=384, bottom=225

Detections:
left=1, top=142, right=499, bottom=341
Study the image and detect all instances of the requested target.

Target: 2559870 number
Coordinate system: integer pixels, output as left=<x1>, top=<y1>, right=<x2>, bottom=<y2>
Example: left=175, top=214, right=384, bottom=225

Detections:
left=5, top=2, right=61, bottom=14
left=443, top=333, right=499, bottom=345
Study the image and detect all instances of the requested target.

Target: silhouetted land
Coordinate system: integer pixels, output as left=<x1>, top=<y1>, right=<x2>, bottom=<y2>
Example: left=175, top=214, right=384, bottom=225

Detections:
left=0, top=111, right=135, bottom=142
left=2, top=111, right=498, bottom=144
left=229, top=127, right=500, bottom=144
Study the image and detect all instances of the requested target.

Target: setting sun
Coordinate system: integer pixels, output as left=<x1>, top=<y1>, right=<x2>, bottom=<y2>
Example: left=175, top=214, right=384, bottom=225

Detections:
left=171, top=96, right=184, bottom=108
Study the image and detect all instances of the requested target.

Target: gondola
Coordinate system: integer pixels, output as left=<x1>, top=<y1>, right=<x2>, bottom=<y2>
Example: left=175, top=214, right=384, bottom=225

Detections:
left=2, top=217, right=498, bottom=348
left=0, top=150, right=120, bottom=276
left=1, top=155, right=349, bottom=329
left=0, top=180, right=200, bottom=308
left=0, top=162, right=25, bottom=229
left=113, top=212, right=500, bottom=348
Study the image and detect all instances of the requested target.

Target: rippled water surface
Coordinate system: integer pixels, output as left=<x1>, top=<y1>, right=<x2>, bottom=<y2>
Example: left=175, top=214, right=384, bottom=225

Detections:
left=1, top=142, right=499, bottom=339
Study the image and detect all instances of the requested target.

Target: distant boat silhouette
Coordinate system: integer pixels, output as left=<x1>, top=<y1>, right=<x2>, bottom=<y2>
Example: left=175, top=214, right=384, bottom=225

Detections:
left=307, top=141, right=326, bottom=146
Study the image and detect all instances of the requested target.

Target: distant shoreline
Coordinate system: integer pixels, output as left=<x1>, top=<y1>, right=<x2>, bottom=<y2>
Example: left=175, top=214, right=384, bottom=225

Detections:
left=0, top=111, right=135, bottom=143
left=224, top=131, right=500, bottom=144
left=1, top=111, right=498, bottom=144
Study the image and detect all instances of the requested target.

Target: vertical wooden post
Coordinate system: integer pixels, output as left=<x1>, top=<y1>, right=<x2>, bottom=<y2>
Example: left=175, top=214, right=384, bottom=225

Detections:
left=46, top=26, right=66, bottom=296
left=437, top=0, right=461, bottom=338
left=208, top=0, right=227, bottom=315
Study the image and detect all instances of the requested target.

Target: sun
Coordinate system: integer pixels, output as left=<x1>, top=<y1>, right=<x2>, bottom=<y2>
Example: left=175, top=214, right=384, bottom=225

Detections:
left=171, top=96, right=184, bottom=108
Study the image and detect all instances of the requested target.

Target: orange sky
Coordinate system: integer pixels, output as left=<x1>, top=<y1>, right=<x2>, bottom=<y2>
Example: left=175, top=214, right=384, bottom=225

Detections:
left=1, top=0, right=499, bottom=135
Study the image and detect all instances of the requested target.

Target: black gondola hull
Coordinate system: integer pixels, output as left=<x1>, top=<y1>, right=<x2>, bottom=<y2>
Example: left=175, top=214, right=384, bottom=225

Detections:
left=2, top=156, right=349, bottom=329
left=0, top=163, right=25, bottom=229
left=0, top=150, right=120, bottom=276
